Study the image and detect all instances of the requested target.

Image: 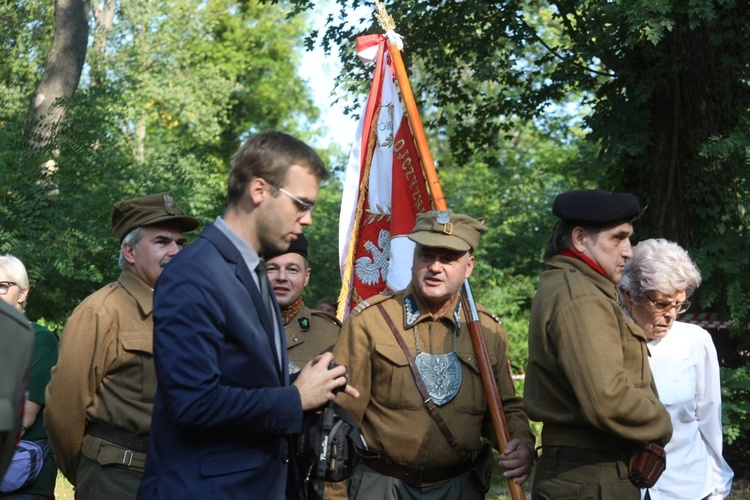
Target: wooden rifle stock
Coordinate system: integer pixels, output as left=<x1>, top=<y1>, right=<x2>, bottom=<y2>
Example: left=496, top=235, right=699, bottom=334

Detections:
left=462, top=280, right=526, bottom=500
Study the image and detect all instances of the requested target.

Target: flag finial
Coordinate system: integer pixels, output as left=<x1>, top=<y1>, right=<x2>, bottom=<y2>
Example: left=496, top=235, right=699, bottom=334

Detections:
left=374, top=1, right=403, bottom=50
left=374, top=1, right=396, bottom=32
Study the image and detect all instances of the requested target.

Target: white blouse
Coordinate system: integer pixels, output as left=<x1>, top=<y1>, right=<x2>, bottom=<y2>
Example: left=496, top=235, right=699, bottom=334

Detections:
left=642, top=321, right=734, bottom=500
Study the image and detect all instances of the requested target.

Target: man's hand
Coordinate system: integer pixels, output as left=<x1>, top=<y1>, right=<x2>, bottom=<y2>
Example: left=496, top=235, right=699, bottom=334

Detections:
left=293, top=352, right=359, bottom=410
left=498, top=438, right=533, bottom=484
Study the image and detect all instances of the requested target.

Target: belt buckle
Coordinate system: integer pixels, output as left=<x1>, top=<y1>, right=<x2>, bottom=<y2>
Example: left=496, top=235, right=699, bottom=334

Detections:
left=404, top=466, right=424, bottom=486
left=122, top=449, right=134, bottom=467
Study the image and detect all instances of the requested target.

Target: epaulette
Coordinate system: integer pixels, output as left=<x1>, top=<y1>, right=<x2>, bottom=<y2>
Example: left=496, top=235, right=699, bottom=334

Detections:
left=311, top=309, right=343, bottom=327
left=350, top=292, right=393, bottom=316
left=476, top=303, right=502, bottom=325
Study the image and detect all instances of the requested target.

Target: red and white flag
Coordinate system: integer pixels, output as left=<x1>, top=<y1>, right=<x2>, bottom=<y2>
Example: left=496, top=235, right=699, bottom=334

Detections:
left=338, top=34, right=432, bottom=317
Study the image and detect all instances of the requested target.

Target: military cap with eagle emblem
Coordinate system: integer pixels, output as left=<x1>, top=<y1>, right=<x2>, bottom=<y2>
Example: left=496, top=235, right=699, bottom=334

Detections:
left=111, top=192, right=200, bottom=243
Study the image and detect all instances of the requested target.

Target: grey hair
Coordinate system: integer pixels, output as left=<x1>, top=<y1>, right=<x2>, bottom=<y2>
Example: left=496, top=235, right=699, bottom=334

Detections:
left=0, top=254, right=30, bottom=309
left=118, top=227, right=145, bottom=270
left=619, top=238, right=702, bottom=302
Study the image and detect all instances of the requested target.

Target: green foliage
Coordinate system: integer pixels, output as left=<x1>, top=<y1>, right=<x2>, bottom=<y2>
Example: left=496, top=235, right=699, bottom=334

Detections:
left=721, top=364, right=750, bottom=446
left=302, top=168, right=345, bottom=307
left=294, top=0, right=750, bottom=379
left=0, top=0, right=324, bottom=325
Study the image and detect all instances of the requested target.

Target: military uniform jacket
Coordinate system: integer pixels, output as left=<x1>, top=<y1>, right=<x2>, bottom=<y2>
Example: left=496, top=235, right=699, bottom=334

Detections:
left=333, top=285, right=534, bottom=468
left=524, top=255, right=672, bottom=450
left=285, top=303, right=340, bottom=373
left=45, top=269, right=155, bottom=484
left=0, top=301, right=34, bottom=476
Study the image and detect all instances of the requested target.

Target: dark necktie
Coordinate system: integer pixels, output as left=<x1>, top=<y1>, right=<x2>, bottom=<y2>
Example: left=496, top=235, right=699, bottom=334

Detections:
left=256, top=258, right=276, bottom=322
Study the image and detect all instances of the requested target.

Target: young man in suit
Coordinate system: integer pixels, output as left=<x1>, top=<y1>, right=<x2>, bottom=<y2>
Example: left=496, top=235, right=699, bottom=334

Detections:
left=138, top=131, right=357, bottom=499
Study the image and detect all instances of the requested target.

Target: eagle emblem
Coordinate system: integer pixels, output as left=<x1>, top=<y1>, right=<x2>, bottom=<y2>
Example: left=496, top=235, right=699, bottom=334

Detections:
left=355, top=229, right=390, bottom=286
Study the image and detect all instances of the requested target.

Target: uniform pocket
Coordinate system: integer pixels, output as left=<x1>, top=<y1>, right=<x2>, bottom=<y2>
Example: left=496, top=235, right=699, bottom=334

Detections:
left=372, top=344, right=421, bottom=410
left=452, top=351, right=492, bottom=414
left=622, top=321, right=649, bottom=388
left=118, top=335, right=157, bottom=402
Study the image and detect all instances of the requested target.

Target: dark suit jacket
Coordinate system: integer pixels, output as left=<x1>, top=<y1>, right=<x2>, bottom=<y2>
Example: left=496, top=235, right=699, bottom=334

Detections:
left=138, top=223, right=304, bottom=499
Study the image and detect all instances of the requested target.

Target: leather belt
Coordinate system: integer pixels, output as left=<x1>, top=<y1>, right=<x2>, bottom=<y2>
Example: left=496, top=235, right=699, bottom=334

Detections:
left=360, top=454, right=473, bottom=486
left=545, top=445, right=628, bottom=464
left=85, top=421, right=149, bottom=453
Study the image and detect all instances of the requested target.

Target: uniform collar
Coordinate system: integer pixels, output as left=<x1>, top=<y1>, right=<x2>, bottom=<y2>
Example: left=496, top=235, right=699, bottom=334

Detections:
left=119, top=269, right=154, bottom=316
left=402, top=284, right=462, bottom=330
left=281, top=297, right=304, bottom=325
left=548, top=254, right=620, bottom=301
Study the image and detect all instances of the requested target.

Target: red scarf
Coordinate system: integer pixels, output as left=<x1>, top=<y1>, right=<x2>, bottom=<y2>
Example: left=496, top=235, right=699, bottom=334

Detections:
left=560, top=249, right=607, bottom=278
left=281, top=297, right=303, bottom=326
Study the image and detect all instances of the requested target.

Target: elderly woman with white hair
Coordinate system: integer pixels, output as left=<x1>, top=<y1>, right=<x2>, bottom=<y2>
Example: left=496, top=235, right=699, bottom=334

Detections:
left=0, top=254, right=59, bottom=499
left=619, top=239, right=733, bottom=500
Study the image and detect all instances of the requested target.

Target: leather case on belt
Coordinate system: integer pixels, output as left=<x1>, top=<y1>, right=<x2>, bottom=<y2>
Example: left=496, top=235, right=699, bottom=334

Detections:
left=628, top=442, right=666, bottom=488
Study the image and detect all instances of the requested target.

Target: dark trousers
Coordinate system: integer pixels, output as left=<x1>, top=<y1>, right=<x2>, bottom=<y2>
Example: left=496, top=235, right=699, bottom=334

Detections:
left=532, top=446, right=638, bottom=500
left=347, top=463, right=483, bottom=500
left=75, top=455, right=143, bottom=499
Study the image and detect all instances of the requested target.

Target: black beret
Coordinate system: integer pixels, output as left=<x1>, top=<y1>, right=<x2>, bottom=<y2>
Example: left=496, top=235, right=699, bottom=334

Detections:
left=553, top=189, right=641, bottom=225
left=266, top=232, right=308, bottom=261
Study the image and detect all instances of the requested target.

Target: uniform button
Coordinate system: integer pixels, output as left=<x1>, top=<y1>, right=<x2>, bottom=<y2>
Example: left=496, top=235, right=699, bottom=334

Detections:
left=284, top=458, right=290, bottom=464
left=467, top=356, right=473, bottom=362
left=569, top=268, right=576, bottom=272
left=293, top=337, right=299, bottom=342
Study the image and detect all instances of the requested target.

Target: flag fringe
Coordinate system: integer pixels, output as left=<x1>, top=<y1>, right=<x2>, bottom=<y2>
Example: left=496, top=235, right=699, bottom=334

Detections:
left=336, top=115, right=379, bottom=317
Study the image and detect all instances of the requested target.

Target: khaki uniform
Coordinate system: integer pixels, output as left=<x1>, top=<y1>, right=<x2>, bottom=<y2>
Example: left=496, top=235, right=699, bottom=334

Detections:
left=333, top=285, right=534, bottom=473
left=45, top=269, right=155, bottom=487
left=0, top=301, right=34, bottom=477
left=525, top=255, right=672, bottom=498
left=285, top=303, right=340, bottom=373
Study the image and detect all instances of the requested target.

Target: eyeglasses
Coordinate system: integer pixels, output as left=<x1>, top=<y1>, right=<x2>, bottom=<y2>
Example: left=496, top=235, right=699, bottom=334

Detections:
left=269, top=184, right=315, bottom=213
left=646, top=295, right=691, bottom=314
left=0, top=281, right=17, bottom=295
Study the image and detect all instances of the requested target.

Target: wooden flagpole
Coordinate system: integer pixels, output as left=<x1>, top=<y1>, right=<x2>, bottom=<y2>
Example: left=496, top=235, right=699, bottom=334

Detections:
left=375, top=3, right=526, bottom=499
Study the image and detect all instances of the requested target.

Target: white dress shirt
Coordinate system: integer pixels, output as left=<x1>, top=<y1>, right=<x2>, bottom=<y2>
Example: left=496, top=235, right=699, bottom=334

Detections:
left=643, top=321, right=734, bottom=499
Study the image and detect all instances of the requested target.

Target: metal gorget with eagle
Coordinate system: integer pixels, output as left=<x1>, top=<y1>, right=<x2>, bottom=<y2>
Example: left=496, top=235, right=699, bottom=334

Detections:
left=413, top=324, right=461, bottom=406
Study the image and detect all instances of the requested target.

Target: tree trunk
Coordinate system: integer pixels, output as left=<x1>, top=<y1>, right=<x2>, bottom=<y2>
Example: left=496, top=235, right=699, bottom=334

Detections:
left=621, top=20, right=741, bottom=249
left=135, top=111, right=146, bottom=164
left=27, top=0, right=90, bottom=157
left=91, top=0, right=115, bottom=86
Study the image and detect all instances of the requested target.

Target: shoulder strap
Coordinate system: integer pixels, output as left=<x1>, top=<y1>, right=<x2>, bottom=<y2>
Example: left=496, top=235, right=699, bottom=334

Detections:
left=375, top=303, right=470, bottom=461
left=315, top=404, right=336, bottom=499
left=314, top=402, right=367, bottom=499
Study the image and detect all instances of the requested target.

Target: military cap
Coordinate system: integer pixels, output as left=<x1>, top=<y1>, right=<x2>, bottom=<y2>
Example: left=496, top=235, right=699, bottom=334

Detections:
left=111, top=193, right=200, bottom=243
left=408, top=211, right=488, bottom=253
left=266, top=233, right=308, bottom=261
left=553, top=189, right=641, bottom=225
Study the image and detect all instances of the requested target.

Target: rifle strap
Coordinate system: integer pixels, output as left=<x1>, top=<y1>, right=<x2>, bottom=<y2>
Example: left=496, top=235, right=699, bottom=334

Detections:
left=376, top=303, right=470, bottom=461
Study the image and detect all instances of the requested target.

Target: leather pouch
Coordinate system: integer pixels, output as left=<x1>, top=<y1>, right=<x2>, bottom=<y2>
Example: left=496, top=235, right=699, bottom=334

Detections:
left=628, top=442, right=666, bottom=488
left=470, top=442, right=493, bottom=495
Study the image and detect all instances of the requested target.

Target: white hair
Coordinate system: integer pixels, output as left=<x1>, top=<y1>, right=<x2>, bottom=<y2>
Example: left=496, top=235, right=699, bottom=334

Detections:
left=0, top=254, right=30, bottom=309
left=0, top=254, right=29, bottom=290
left=619, top=238, right=702, bottom=302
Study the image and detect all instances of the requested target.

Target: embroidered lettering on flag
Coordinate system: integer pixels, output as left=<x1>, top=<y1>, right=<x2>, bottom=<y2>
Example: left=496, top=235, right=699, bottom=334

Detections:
left=338, top=34, right=431, bottom=317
